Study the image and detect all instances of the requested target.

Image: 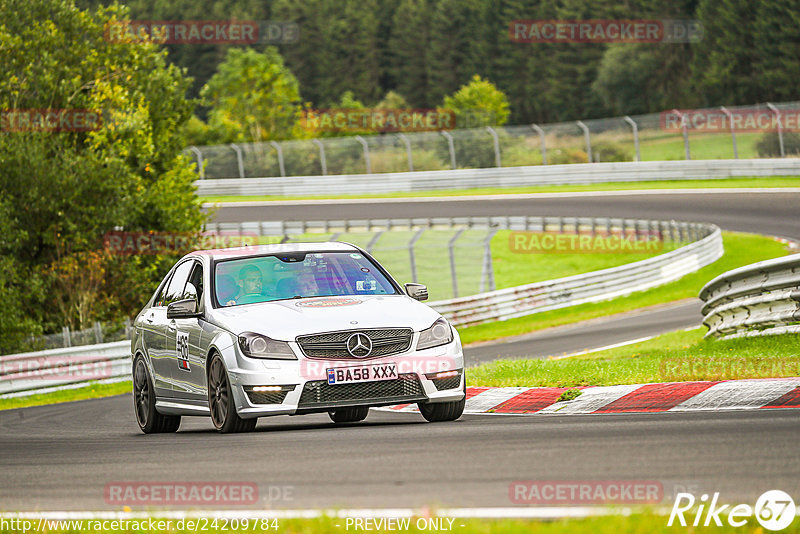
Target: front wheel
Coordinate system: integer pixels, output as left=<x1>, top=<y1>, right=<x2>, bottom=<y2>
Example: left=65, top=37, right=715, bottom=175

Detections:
left=133, top=356, right=180, bottom=433
left=418, top=382, right=466, bottom=422
left=208, top=355, right=257, bottom=433
left=328, top=406, right=369, bottom=423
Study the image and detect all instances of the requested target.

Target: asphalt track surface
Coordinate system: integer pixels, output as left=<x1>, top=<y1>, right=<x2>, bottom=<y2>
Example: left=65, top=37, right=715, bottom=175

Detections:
left=4, top=190, right=799, bottom=511
left=2, top=395, right=799, bottom=510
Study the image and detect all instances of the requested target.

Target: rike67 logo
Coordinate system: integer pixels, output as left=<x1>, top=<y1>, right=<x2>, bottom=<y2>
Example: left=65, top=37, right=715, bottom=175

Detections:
left=669, top=490, right=796, bottom=531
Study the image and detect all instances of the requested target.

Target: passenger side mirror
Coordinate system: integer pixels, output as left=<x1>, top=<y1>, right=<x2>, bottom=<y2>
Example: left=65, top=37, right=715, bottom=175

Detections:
left=404, top=283, right=428, bottom=301
left=167, top=298, right=201, bottom=319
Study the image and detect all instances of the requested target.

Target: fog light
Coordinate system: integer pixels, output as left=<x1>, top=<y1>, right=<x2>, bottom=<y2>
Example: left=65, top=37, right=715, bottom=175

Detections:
left=426, top=370, right=459, bottom=379
left=251, top=385, right=295, bottom=392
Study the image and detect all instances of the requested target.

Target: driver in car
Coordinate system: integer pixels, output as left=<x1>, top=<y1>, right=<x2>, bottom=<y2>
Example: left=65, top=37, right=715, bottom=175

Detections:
left=226, top=265, right=264, bottom=305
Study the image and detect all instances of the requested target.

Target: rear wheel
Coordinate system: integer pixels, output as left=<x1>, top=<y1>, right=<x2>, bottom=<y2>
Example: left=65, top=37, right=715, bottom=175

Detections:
left=133, top=356, right=180, bottom=433
left=418, top=382, right=466, bottom=423
left=208, top=355, right=257, bottom=433
left=328, top=406, right=369, bottom=423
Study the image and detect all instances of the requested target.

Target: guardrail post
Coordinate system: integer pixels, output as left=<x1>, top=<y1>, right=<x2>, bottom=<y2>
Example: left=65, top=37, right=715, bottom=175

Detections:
left=576, top=121, right=592, bottom=162
left=440, top=131, right=457, bottom=169
left=486, top=126, right=501, bottom=167
left=409, top=228, right=425, bottom=283
left=720, top=107, right=738, bottom=159
left=269, top=141, right=286, bottom=177
left=62, top=326, right=71, bottom=348
left=623, top=116, right=641, bottom=162
left=671, top=109, right=691, bottom=160
left=397, top=133, right=414, bottom=172
left=187, top=146, right=204, bottom=179
left=355, top=135, right=372, bottom=174
left=229, top=143, right=245, bottom=178
left=311, top=139, right=327, bottom=175
left=531, top=124, right=546, bottom=165
left=448, top=228, right=465, bottom=298
left=767, top=103, right=785, bottom=157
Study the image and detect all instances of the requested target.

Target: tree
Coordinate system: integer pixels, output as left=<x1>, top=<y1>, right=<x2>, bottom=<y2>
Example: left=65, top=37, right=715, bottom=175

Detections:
left=387, top=0, right=436, bottom=107
left=201, top=47, right=305, bottom=143
left=753, top=0, right=800, bottom=102
left=441, top=75, right=511, bottom=127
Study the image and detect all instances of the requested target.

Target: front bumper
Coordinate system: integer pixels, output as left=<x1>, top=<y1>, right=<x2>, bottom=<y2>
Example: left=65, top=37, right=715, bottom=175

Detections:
left=226, top=337, right=465, bottom=419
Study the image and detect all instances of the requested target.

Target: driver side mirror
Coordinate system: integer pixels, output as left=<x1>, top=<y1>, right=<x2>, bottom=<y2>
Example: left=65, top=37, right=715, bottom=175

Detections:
left=404, top=283, right=428, bottom=301
left=167, top=298, right=202, bottom=319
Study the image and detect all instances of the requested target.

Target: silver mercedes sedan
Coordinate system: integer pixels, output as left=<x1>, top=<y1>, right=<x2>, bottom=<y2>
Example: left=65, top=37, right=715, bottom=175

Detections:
left=131, top=242, right=466, bottom=433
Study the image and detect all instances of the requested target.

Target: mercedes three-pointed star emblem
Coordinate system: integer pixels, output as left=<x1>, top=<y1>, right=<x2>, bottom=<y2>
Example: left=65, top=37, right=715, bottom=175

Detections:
left=346, top=332, right=372, bottom=358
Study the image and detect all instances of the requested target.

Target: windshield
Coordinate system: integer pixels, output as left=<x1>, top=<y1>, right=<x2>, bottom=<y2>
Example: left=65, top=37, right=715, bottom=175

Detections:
left=213, top=251, right=398, bottom=307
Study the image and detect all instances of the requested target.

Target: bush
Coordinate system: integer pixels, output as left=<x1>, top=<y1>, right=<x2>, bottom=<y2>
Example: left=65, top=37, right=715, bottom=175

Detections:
left=549, top=148, right=589, bottom=164
left=755, top=131, right=800, bottom=157
left=591, top=141, right=633, bottom=162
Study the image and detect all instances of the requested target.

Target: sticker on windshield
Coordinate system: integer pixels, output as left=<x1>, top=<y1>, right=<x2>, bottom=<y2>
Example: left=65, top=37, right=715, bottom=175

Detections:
left=356, top=280, right=377, bottom=291
left=295, top=297, right=363, bottom=307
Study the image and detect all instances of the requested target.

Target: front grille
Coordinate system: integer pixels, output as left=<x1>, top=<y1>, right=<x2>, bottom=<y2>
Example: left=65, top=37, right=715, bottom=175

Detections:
left=298, top=373, right=425, bottom=408
left=432, top=373, right=462, bottom=391
left=244, top=386, right=294, bottom=405
left=296, top=328, right=413, bottom=359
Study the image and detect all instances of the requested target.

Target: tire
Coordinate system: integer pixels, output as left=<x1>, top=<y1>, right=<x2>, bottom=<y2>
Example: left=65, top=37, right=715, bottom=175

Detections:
left=328, top=406, right=369, bottom=423
left=133, top=356, right=181, bottom=434
left=418, top=381, right=466, bottom=423
left=208, top=355, right=257, bottom=433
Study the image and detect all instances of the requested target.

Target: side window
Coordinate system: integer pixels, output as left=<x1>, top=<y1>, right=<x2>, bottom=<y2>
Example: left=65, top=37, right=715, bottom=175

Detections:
left=186, top=262, right=203, bottom=302
left=153, top=272, right=173, bottom=308
left=162, top=261, right=194, bottom=306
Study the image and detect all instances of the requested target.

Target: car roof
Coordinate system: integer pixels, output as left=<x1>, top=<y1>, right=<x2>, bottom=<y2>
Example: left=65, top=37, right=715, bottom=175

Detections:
left=188, top=241, right=360, bottom=261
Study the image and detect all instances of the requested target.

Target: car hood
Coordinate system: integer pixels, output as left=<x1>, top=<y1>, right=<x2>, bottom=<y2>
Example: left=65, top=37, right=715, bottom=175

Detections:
left=207, top=294, right=442, bottom=340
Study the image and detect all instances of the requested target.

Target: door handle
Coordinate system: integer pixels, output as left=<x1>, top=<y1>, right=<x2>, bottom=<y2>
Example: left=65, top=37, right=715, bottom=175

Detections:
left=167, top=320, right=177, bottom=332
left=146, top=313, right=155, bottom=324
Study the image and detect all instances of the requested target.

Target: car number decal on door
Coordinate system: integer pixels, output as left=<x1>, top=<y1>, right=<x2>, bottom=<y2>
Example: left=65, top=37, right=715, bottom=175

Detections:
left=176, top=331, right=190, bottom=371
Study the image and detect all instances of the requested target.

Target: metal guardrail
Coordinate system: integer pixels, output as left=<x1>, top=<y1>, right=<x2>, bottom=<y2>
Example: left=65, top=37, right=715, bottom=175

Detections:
left=194, top=159, right=800, bottom=197
left=2, top=216, right=722, bottom=396
left=0, top=341, right=130, bottom=396
left=700, top=254, right=800, bottom=339
left=429, top=220, right=722, bottom=327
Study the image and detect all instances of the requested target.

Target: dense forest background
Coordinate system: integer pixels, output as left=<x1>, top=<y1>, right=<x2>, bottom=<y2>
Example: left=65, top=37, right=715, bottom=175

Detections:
left=79, top=0, right=800, bottom=125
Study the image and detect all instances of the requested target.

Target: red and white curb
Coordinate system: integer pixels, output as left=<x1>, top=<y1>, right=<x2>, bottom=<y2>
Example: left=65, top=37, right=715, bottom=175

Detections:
left=377, top=378, right=800, bottom=415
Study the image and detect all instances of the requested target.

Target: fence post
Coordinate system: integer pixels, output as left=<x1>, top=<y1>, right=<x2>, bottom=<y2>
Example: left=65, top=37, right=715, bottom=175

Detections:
left=486, top=126, right=501, bottom=167
left=62, top=326, right=71, bottom=348
left=408, top=228, right=425, bottom=283
left=355, top=135, right=372, bottom=174
left=397, top=133, right=414, bottom=172
left=576, top=121, right=592, bottom=162
left=229, top=143, right=245, bottom=178
left=366, top=230, right=384, bottom=254
left=720, top=107, right=738, bottom=159
left=311, top=139, right=327, bottom=175
left=531, top=124, right=547, bottom=165
left=187, top=146, right=204, bottom=179
left=440, top=131, right=457, bottom=169
left=623, top=116, right=641, bottom=162
left=480, top=227, right=499, bottom=292
left=671, top=109, right=691, bottom=160
left=94, top=322, right=103, bottom=344
left=269, top=141, right=286, bottom=177
left=448, top=228, right=465, bottom=298
left=767, top=103, right=785, bottom=157
left=124, top=317, right=132, bottom=340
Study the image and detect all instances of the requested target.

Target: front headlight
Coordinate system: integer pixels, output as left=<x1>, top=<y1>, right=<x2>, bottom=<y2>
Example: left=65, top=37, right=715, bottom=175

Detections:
left=238, top=332, right=297, bottom=360
left=416, top=318, right=454, bottom=350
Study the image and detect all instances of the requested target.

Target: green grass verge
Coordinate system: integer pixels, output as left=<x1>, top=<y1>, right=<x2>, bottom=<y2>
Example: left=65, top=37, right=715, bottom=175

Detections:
left=459, top=232, right=789, bottom=345
left=201, top=176, right=800, bottom=203
left=0, top=380, right=131, bottom=412
left=0, top=513, right=784, bottom=534
left=468, top=327, right=800, bottom=388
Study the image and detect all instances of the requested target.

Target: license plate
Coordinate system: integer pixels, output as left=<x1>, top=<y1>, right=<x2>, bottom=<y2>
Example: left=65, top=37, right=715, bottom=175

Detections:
left=327, top=363, right=398, bottom=385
